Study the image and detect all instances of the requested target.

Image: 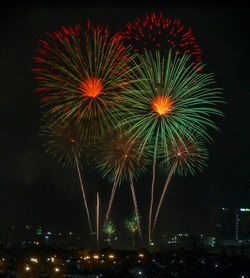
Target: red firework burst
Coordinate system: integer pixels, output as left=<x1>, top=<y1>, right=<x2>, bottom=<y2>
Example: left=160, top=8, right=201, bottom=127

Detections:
left=33, top=22, right=134, bottom=141
left=120, top=12, right=202, bottom=66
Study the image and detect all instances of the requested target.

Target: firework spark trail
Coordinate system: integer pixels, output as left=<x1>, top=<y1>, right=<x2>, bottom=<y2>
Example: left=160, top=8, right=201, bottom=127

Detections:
left=128, top=170, right=142, bottom=240
left=74, top=153, right=93, bottom=233
left=96, top=192, right=100, bottom=247
left=148, top=153, right=156, bottom=247
left=104, top=167, right=123, bottom=223
left=148, top=135, right=159, bottom=247
left=152, top=162, right=177, bottom=234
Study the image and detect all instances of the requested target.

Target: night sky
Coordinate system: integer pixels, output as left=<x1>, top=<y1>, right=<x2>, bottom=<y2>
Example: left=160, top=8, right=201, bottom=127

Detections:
left=0, top=1, right=249, bottom=248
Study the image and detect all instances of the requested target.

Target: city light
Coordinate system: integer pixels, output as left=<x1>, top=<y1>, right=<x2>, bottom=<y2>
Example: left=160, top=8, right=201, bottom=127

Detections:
left=25, top=266, right=30, bottom=271
left=30, top=257, right=38, bottom=263
left=54, top=267, right=60, bottom=272
left=93, top=255, right=100, bottom=260
left=138, top=253, right=144, bottom=258
left=108, top=254, right=115, bottom=259
left=222, top=207, right=229, bottom=210
left=240, top=208, right=250, bottom=212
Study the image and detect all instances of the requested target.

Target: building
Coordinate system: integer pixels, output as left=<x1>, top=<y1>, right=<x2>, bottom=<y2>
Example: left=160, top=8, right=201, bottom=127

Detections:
left=165, top=233, right=216, bottom=249
left=216, top=207, right=250, bottom=243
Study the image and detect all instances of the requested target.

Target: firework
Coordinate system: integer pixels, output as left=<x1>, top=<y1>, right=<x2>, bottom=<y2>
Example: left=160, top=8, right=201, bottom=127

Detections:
left=33, top=23, right=136, bottom=142
left=152, top=133, right=209, bottom=234
left=95, top=128, right=149, bottom=237
left=40, top=116, right=93, bottom=233
left=125, top=213, right=141, bottom=247
left=121, top=50, right=223, bottom=246
left=125, top=214, right=140, bottom=233
left=96, top=192, right=100, bottom=248
left=103, top=219, right=116, bottom=246
left=121, top=12, right=202, bottom=67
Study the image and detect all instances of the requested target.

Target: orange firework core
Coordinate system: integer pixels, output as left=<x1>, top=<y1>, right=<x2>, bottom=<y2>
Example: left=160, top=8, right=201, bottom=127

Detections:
left=80, top=77, right=103, bottom=98
left=151, top=95, right=173, bottom=116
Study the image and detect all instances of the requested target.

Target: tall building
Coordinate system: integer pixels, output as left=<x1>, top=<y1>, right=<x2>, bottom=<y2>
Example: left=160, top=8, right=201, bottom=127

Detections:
left=216, top=207, right=250, bottom=242
left=237, top=208, right=250, bottom=240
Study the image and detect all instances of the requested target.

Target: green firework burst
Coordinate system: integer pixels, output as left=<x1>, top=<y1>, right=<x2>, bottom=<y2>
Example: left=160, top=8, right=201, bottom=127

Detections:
left=125, top=213, right=141, bottom=234
left=120, top=49, right=224, bottom=156
left=103, top=219, right=116, bottom=236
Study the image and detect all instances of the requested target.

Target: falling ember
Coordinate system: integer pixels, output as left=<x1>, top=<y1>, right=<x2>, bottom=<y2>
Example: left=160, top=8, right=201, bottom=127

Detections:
left=151, top=96, right=173, bottom=116
left=80, top=77, right=103, bottom=98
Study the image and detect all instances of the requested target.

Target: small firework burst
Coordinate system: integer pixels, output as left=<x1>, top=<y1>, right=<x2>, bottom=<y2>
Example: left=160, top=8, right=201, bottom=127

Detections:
left=121, top=12, right=202, bottom=67
left=163, top=133, right=209, bottom=176
left=125, top=213, right=141, bottom=234
left=34, top=22, right=136, bottom=141
left=40, top=116, right=88, bottom=167
left=103, top=219, right=116, bottom=235
left=96, top=128, right=149, bottom=184
left=103, top=219, right=116, bottom=245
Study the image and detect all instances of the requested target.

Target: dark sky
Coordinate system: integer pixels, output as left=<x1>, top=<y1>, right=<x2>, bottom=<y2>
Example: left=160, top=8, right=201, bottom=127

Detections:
left=0, top=1, right=249, bottom=248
